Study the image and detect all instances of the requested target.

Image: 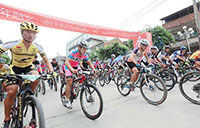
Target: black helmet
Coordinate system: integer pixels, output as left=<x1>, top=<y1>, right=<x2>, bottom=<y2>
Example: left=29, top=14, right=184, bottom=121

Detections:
left=79, top=41, right=88, bottom=49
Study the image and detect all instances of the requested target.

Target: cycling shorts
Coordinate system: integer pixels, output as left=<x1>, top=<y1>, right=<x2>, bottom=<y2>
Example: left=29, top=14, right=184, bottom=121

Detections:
left=64, top=66, right=78, bottom=79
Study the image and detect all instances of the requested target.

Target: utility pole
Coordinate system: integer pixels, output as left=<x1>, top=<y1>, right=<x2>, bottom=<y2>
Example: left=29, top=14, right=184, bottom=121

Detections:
left=193, top=0, right=200, bottom=49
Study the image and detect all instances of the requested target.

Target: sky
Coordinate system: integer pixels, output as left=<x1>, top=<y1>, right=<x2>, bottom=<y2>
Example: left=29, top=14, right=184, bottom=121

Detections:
left=0, top=0, right=193, bottom=58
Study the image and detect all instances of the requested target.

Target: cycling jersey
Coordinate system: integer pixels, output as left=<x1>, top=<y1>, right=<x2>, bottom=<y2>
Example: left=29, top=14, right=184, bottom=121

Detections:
left=127, top=47, right=145, bottom=63
left=51, top=62, right=59, bottom=71
left=170, top=50, right=185, bottom=62
left=190, top=50, right=200, bottom=60
left=0, top=39, right=45, bottom=68
left=157, top=50, right=170, bottom=63
left=40, top=64, right=47, bottom=74
left=94, top=61, right=100, bottom=69
left=109, top=59, right=116, bottom=67
left=141, top=51, right=157, bottom=66
left=67, top=49, right=89, bottom=68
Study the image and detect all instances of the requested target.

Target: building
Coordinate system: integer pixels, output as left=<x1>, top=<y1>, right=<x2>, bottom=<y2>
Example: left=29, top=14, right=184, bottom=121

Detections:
left=66, top=34, right=106, bottom=55
left=160, top=2, right=200, bottom=50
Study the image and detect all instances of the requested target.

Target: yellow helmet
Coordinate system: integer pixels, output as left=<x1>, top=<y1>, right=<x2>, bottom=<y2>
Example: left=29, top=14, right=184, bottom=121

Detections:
left=20, top=22, right=39, bottom=33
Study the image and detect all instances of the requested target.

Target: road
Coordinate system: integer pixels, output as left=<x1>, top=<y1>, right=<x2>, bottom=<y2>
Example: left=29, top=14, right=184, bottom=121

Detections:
left=0, top=81, right=200, bottom=128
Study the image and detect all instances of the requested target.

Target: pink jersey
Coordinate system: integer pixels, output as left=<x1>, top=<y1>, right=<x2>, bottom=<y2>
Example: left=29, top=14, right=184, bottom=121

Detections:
left=67, top=49, right=89, bottom=68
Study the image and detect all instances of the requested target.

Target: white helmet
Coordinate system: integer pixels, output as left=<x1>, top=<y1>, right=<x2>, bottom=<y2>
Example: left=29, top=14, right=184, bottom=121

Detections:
left=139, top=39, right=149, bottom=46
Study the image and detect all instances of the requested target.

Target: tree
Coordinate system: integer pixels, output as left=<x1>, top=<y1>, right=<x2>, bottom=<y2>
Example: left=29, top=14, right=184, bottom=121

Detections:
left=126, top=39, right=133, bottom=50
left=89, top=42, right=129, bottom=61
left=146, top=26, right=176, bottom=50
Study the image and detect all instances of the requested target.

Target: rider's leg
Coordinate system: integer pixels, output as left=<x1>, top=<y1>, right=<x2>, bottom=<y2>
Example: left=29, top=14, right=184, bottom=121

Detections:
left=130, top=67, right=139, bottom=83
left=29, top=70, right=39, bottom=92
left=65, top=78, right=73, bottom=100
left=4, top=84, right=18, bottom=121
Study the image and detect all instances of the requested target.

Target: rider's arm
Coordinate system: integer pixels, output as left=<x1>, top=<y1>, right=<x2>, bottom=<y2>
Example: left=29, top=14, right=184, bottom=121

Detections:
left=65, top=57, right=74, bottom=71
left=80, top=61, right=85, bottom=69
left=87, top=60, right=96, bottom=71
left=130, top=52, right=137, bottom=64
left=41, top=55, right=53, bottom=72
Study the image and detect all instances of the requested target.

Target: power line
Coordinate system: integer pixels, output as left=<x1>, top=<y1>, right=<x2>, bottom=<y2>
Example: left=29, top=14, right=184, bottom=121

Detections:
left=118, top=0, right=168, bottom=29
left=118, top=0, right=160, bottom=28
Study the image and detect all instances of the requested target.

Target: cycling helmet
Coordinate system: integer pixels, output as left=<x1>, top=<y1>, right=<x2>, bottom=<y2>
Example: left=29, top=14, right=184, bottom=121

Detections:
left=0, top=58, right=6, bottom=63
left=139, top=39, right=149, bottom=46
left=151, top=46, right=159, bottom=51
left=187, top=52, right=192, bottom=55
left=111, top=54, right=115, bottom=58
left=164, top=45, right=170, bottom=49
left=180, top=46, right=187, bottom=50
left=79, top=41, right=88, bottom=49
left=20, top=22, right=39, bottom=33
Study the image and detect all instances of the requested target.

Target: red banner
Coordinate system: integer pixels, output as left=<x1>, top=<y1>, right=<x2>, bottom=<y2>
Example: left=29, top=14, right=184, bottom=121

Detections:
left=0, top=3, right=143, bottom=39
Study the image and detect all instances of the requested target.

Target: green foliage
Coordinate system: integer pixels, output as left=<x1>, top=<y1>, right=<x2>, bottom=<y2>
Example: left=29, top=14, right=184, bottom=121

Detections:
left=126, top=39, right=133, bottom=50
left=90, top=42, right=129, bottom=61
left=146, top=26, right=176, bottom=50
left=0, top=54, right=11, bottom=64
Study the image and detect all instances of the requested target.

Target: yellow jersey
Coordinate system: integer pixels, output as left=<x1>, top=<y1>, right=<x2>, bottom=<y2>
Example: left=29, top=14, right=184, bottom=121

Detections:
left=0, top=39, right=45, bottom=68
left=190, top=50, right=200, bottom=60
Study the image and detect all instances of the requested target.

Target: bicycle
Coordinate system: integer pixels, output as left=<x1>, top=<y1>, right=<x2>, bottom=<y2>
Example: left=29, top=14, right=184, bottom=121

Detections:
left=179, top=71, right=200, bottom=105
left=48, top=74, right=57, bottom=92
left=0, top=73, right=47, bottom=128
left=117, top=66, right=167, bottom=105
left=0, top=80, right=5, bottom=101
left=60, top=70, right=103, bottom=120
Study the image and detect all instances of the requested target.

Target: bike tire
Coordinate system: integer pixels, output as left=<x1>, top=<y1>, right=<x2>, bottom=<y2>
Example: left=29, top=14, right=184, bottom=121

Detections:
left=41, top=80, right=46, bottom=95
left=179, top=71, right=200, bottom=105
left=80, top=84, right=103, bottom=120
left=105, top=74, right=111, bottom=84
left=163, top=69, right=178, bottom=84
left=140, top=74, right=167, bottom=105
left=116, top=75, right=131, bottom=96
left=98, top=75, right=105, bottom=87
left=157, top=70, right=175, bottom=91
left=53, top=76, right=58, bottom=92
left=22, top=95, right=45, bottom=128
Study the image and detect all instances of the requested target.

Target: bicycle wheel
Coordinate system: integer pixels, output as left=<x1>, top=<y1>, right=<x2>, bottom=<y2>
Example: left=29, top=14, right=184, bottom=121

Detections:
left=163, top=69, right=178, bottom=84
left=41, top=80, right=46, bottom=95
left=48, top=79, right=53, bottom=89
left=157, top=70, right=175, bottom=91
left=105, top=74, right=110, bottom=84
left=60, top=82, right=67, bottom=107
left=22, top=95, right=45, bottom=128
left=113, top=72, right=119, bottom=85
left=80, top=84, right=103, bottom=120
left=179, top=71, right=200, bottom=105
left=52, top=76, right=58, bottom=92
left=140, top=74, right=167, bottom=105
left=116, top=75, right=131, bottom=96
left=98, top=75, right=105, bottom=87
left=87, top=78, right=96, bottom=86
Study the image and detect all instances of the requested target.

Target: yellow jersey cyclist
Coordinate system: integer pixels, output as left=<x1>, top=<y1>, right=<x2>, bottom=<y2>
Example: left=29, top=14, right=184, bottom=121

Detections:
left=189, top=50, right=200, bottom=70
left=0, top=22, right=53, bottom=128
left=64, top=41, right=96, bottom=109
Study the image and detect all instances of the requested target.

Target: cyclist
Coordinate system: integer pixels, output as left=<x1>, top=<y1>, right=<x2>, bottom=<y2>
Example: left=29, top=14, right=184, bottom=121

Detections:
left=189, top=49, right=200, bottom=70
left=80, top=59, right=89, bottom=71
left=94, top=58, right=100, bottom=70
left=0, top=22, right=53, bottom=128
left=157, top=45, right=172, bottom=68
left=33, top=55, right=42, bottom=74
left=64, top=41, right=96, bottom=109
left=51, top=58, right=59, bottom=72
left=126, top=39, right=149, bottom=91
left=170, top=46, right=187, bottom=69
left=107, top=54, right=116, bottom=80
left=140, top=46, right=159, bottom=67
